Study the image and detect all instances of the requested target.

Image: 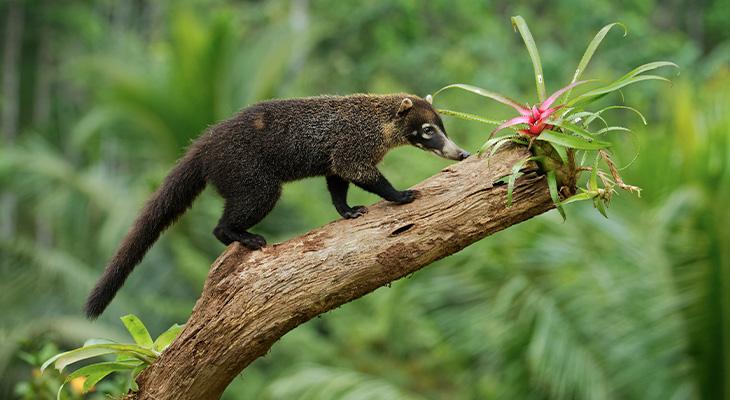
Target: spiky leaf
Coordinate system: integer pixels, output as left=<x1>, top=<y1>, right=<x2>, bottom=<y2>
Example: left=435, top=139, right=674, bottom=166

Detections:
left=512, top=15, right=546, bottom=102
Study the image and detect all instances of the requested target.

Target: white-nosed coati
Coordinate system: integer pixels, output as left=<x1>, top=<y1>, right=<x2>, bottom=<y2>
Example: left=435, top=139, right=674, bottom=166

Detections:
left=83, top=93, right=469, bottom=319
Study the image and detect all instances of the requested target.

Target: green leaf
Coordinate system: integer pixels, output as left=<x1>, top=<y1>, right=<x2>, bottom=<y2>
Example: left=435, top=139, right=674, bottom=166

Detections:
left=154, top=324, right=184, bottom=352
left=595, top=126, right=633, bottom=136
left=480, top=136, right=508, bottom=157
left=43, top=343, right=159, bottom=372
left=547, top=171, right=566, bottom=221
left=486, top=136, right=529, bottom=164
left=552, top=143, right=569, bottom=165
left=55, top=361, right=139, bottom=399
left=561, top=22, right=627, bottom=103
left=596, top=105, right=648, bottom=125
left=437, top=108, right=504, bottom=126
left=84, top=338, right=118, bottom=346
left=84, top=370, right=116, bottom=392
left=562, top=110, right=607, bottom=129
left=547, top=117, right=600, bottom=141
left=42, top=347, right=118, bottom=373
left=434, top=84, right=527, bottom=113
left=512, top=15, right=546, bottom=102
left=507, top=156, right=541, bottom=207
left=538, top=130, right=611, bottom=150
left=132, top=362, right=148, bottom=380
left=594, top=197, right=609, bottom=218
left=616, top=61, right=680, bottom=83
left=589, top=153, right=601, bottom=192
left=121, top=314, right=154, bottom=348
left=566, top=92, right=610, bottom=112
left=559, top=190, right=594, bottom=206
left=116, top=353, right=134, bottom=362
left=568, top=75, right=673, bottom=108
left=63, top=362, right=136, bottom=388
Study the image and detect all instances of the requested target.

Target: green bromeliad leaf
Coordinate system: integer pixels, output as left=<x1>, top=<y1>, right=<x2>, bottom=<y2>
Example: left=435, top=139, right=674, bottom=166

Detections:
left=561, top=22, right=627, bottom=104
left=569, top=75, right=673, bottom=108
left=434, top=84, right=527, bottom=113
left=511, top=15, right=546, bottom=102
left=567, top=61, right=678, bottom=110
left=547, top=170, right=567, bottom=221
left=437, top=108, right=504, bottom=126
left=559, top=190, right=594, bottom=206
left=594, top=196, right=609, bottom=218
left=589, top=153, right=601, bottom=192
left=537, top=130, right=610, bottom=150
left=507, top=156, right=542, bottom=207
left=596, top=105, right=648, bottom=125
left=617, top=61, right=680, bottom=82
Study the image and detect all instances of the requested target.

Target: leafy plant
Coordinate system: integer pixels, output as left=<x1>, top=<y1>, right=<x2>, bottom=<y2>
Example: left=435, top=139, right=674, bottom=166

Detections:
left=433, top=15, right=679, bottom=219
left=14, top=341, right=85, bottom=400
left=40, top=315, right=183, bottom=399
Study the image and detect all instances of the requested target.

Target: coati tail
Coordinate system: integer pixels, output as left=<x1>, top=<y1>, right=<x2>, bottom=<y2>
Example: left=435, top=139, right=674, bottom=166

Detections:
left=83, top=152, right=206, bottom=319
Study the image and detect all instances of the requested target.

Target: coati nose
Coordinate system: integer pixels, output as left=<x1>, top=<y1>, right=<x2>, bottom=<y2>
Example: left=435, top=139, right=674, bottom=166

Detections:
left=459, top=150, right=470, bottom=160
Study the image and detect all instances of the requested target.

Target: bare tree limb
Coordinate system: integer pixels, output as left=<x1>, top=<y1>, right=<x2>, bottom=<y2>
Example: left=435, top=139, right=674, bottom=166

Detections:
left=129, top=142, right=555, bottom=399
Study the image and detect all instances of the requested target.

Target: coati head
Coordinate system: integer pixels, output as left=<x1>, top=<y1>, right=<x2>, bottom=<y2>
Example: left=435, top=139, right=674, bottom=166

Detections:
left=396, top=95, right=470, bottom=161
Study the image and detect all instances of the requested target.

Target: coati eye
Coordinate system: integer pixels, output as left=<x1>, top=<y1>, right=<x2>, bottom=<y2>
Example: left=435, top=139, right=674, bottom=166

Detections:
left=420, top=123, right=437, bottom=139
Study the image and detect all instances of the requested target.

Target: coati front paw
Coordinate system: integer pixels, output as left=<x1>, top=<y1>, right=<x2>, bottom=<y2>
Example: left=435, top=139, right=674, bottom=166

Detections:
left=239, top=233, right=267, bottom=250
left=393, top=189, right=420, bottom=204
left=342, top=205, right=368, bottom=219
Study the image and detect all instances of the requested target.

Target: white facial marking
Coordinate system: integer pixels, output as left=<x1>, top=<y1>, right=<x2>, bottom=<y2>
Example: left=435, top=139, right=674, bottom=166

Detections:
left=421, top=123, right=434, bottom=139
left=412, top=121, right=468, bottom=161
left=430, top=149, right=444, bottom=157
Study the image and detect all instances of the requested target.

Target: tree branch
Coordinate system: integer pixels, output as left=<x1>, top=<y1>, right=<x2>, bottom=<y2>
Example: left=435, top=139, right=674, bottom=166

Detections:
left=130, top=142, right=555, bottom=399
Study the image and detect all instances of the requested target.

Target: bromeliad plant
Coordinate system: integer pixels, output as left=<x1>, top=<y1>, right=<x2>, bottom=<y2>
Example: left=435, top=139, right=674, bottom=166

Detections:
left=434, top=16, right=678, bottom=218
left=41, top=315, right=183, bottom=399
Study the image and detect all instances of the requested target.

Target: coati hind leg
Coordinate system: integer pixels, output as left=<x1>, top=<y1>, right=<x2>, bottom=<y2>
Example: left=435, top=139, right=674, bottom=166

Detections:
left=326, top=175, right=368, bottom=218
left=213, top=183, right=282, bottom=249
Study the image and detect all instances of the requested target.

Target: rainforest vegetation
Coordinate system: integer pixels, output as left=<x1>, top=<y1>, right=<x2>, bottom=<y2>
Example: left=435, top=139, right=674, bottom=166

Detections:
left=1, top=0, right=729, bottom=399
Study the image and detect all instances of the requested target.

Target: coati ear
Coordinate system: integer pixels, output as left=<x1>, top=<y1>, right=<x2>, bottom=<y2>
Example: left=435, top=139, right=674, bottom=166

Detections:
left=425, top=94, right=433, bottom=104
left=397, top=98, right=413, bottom=116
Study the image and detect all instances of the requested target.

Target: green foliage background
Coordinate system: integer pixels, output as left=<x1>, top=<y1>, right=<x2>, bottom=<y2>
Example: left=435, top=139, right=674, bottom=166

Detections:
left=1, top=0, right=729, bottom=399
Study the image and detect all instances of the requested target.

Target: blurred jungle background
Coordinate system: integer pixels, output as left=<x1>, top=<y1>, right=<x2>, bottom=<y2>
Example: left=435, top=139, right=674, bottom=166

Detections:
left=1, top=0, right=729, bottom=399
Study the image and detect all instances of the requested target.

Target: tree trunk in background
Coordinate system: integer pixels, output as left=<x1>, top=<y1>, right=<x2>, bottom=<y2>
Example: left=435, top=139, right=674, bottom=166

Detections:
left=1, top=1, right=24, bottom=238
left=33, top=26, right=54, bottom=246
left=129, top=142, right=556, bottom=399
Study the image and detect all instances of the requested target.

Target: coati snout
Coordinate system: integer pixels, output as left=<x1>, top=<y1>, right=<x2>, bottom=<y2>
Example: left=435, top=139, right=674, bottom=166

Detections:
left=408, top=122, right=470, bottom=161
left=83, top=93, right=469, bottom=319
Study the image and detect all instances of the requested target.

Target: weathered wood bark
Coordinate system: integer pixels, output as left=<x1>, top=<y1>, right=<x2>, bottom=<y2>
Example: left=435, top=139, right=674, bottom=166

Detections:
left=130, top=142, right=555, bottom=399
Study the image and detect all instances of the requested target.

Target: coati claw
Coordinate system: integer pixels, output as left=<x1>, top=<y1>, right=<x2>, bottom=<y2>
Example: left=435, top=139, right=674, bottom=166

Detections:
left=343, top=205, right=368, bottom=219
left=239, top=234, right=267, bottom=249
left=395, top=189, right=420, bottom=204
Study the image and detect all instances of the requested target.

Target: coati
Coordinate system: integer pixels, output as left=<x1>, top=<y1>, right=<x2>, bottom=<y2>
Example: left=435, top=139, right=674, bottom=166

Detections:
left=83, top=93, right=470, bottom=319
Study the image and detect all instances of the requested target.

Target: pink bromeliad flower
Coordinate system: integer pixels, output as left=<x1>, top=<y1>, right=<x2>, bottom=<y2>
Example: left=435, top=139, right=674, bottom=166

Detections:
left=490, top=80, right=593, bottom=139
